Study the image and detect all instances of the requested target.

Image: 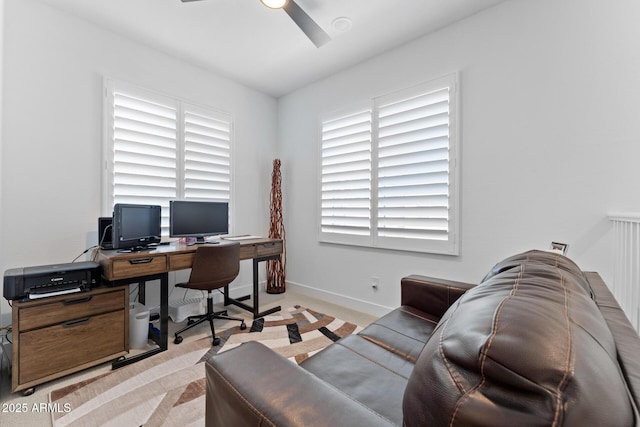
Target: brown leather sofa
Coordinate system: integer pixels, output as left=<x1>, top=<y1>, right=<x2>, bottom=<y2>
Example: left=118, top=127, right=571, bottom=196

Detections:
left=205, top=250, right=640, bottom=426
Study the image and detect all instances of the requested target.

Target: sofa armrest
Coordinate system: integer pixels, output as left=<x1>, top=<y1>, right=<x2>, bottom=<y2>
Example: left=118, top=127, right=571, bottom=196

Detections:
left=206, top=341, right=395, bottom=427
left=401, top=274, right=475, bottom=319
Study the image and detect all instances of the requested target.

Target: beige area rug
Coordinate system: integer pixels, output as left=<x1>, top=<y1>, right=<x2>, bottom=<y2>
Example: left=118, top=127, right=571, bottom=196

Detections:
left=49, top=306, right=362, bottom=427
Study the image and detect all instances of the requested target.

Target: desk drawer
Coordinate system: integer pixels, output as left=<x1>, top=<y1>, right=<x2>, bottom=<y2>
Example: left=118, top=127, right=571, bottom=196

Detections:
left=169, top=253, right=195, bottom=271
left=112, top=255, right=167, bottom=279
left=239, top=244, right=257, bottom=259
left=19, top=289, right=126, bottom=331
left=256, top=241, right=283, bottom=258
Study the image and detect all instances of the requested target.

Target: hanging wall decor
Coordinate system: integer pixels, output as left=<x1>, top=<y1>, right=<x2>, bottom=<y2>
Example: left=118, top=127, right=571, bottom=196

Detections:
left=267, top=158, right=286, bottom=293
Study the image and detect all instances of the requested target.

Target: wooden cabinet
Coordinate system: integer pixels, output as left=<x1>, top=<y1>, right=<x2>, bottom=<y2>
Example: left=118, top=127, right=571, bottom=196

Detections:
left=11, top=286, right=129, bottom=394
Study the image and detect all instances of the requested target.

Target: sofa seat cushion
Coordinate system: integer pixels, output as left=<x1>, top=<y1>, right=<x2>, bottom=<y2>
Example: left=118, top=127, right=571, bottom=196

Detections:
left=301, top=334, right=412, bottom=425
left=358, top=305, right=438, bottom=363
left=206, top=341, right=396, bottom=427
left=403, top=250, right=635, bottom=427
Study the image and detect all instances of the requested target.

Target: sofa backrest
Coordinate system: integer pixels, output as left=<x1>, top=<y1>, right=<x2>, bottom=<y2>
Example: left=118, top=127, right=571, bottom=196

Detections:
left=403, top=250, right=635, bottom=426
left=481, top=250, right=593, bottom=296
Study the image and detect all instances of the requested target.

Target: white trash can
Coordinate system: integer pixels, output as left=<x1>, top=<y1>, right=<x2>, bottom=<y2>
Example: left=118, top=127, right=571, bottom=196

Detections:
left=129, top=302, right=150, bottom=349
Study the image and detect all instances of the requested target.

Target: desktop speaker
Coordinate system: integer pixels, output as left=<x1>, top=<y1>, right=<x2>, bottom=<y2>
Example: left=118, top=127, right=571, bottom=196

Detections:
left=98, top=216, right=113, bottom=249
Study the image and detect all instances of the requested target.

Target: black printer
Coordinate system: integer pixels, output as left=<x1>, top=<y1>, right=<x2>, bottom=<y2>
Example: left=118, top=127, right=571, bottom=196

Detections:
left=3, top=261, right=100, bottom=301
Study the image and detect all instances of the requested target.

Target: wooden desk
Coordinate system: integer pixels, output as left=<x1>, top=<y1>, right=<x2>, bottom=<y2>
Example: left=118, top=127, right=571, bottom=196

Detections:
left=94, top=237, right=283, bottom=368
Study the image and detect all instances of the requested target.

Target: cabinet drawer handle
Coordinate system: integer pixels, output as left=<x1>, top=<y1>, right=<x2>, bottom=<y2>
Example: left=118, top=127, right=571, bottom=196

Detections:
left=262, top=243, right=275, bottom=248
left=129, top=258, right=153, bottom=265
left=63, top=296, right=93, bottom=305
left=63, top=317, right=90, bottom=328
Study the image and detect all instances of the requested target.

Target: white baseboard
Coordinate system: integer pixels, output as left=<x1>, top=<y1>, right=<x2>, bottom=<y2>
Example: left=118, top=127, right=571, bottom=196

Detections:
left=172, top=280, right=394, bottom=318
left=286, top=280, right=394, bottom=318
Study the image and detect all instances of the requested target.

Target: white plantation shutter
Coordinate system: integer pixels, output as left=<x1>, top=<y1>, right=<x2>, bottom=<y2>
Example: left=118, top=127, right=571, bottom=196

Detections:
left=183, top=107, right=232, bottom=201
left=376, top=84, right=451, bottom=242
left=320, top=108, right=372, bottom=243
left=111, top=91, right=178, bottom=207
left=104, top=80, right=233, bottom=236
left=319, top=74, right=458, bottom=255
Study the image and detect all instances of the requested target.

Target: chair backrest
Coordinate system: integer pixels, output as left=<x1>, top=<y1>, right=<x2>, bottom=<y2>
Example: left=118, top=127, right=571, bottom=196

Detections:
left=187, top=242, right=240, bottom=290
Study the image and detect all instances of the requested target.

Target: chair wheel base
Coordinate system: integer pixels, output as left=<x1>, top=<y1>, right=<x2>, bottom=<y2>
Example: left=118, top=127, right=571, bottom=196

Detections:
left=174, top=335, right=183, bottom=345
left=240, top=322, right=247, bottom=330
left=213, top=337, right=221, bottom=346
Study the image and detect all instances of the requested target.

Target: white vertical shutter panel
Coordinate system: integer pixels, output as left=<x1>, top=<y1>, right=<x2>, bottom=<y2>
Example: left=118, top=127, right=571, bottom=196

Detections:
left=112, top=92, right=177, bottom=207
left=377, top=87, right=451, bottom=240
left=183, top=109, right=231, bottom=201
left=321, top=110, right=372, bottom=236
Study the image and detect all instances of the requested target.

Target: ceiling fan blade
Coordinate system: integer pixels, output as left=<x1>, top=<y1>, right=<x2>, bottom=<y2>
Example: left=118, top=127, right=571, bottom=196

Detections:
left=283, top=0, right=330, bottom=48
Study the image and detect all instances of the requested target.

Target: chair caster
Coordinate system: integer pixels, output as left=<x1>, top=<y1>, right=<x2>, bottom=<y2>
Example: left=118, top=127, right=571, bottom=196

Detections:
left=174, top=335, right=183, bottom=345
left=187, top=319, right=195, bottom=326
left=213, top=337, right=221, bottom=346
left=240, top=322, right=247, bottom=330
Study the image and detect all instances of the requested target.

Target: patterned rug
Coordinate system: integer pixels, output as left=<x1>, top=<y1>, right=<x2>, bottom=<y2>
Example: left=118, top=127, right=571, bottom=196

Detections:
left=49, top=306, right=361, bottom=427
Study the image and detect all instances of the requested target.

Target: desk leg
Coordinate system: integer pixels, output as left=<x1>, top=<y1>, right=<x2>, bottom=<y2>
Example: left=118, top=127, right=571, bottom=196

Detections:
left=223, top=285, right=230, bottom=306
left=157, top=274, right=168, bottom=350
left=112, top=273, right=168, bottom=369
left=253, top=258, right=259, bottom=315
left=224, top=255, right=281, bottom=319
left=138, top=281, right=144, bottom=303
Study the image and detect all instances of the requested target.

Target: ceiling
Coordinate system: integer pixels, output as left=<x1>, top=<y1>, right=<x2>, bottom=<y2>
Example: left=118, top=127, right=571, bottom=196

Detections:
left=35, top=0, right=508, bottom=97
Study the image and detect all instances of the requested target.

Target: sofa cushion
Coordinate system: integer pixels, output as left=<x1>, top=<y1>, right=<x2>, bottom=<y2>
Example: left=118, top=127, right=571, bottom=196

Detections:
left=301, top=334, right=411, bottom=425
left=403, top=250, right=634, bottom=426
left=206, top=341, right=396, bottom=427
left=358, top=305, right=438, bottom=363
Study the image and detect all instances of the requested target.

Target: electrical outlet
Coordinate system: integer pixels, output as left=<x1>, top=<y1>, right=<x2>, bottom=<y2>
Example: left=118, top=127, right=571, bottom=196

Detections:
left=371, top=277, right=380, bottom=291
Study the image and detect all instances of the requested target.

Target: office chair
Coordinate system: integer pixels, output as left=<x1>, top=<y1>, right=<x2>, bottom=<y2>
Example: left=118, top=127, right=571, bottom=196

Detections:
left=173, top=242, right=246, bottom=346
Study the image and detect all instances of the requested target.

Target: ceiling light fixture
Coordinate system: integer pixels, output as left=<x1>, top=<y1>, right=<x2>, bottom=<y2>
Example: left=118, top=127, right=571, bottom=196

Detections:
left=260, top=0, right=288, bottom=9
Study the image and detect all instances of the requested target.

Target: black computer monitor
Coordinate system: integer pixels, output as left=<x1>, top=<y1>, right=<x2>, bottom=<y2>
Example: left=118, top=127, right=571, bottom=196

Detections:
left=170, top=200, right=229, bottom=243
left=112, top=204, right=162, bottom=252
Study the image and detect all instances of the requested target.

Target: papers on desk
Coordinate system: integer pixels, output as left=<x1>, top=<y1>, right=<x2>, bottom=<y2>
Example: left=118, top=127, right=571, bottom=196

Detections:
left=29, top=287, right=81, bottom=299
left=223, top=235, right=263, bottom=241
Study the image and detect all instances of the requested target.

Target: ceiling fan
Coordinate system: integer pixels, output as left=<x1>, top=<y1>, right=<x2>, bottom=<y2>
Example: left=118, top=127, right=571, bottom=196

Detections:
left=180, top=0, right=331, bottom=48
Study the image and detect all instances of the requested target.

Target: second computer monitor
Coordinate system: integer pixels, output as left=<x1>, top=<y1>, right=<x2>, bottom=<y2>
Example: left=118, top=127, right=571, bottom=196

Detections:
left=169, top=200, right=229, bottom=243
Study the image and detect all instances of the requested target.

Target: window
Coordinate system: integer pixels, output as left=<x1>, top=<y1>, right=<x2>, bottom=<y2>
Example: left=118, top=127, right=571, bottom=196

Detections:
left=319, top=74, right=459, bottom=255
left=103, top=79, right=233, bottom=235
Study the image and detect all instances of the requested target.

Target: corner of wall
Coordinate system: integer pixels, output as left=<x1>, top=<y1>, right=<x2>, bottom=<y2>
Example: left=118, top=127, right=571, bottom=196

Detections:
left=0, top=0, right=6, bottom=328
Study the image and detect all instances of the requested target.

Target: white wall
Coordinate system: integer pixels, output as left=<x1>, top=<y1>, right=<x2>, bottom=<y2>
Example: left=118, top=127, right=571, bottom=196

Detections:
left=277, top=0, right=640, bottom=316
left=0, top=0, right=277, bottom=325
